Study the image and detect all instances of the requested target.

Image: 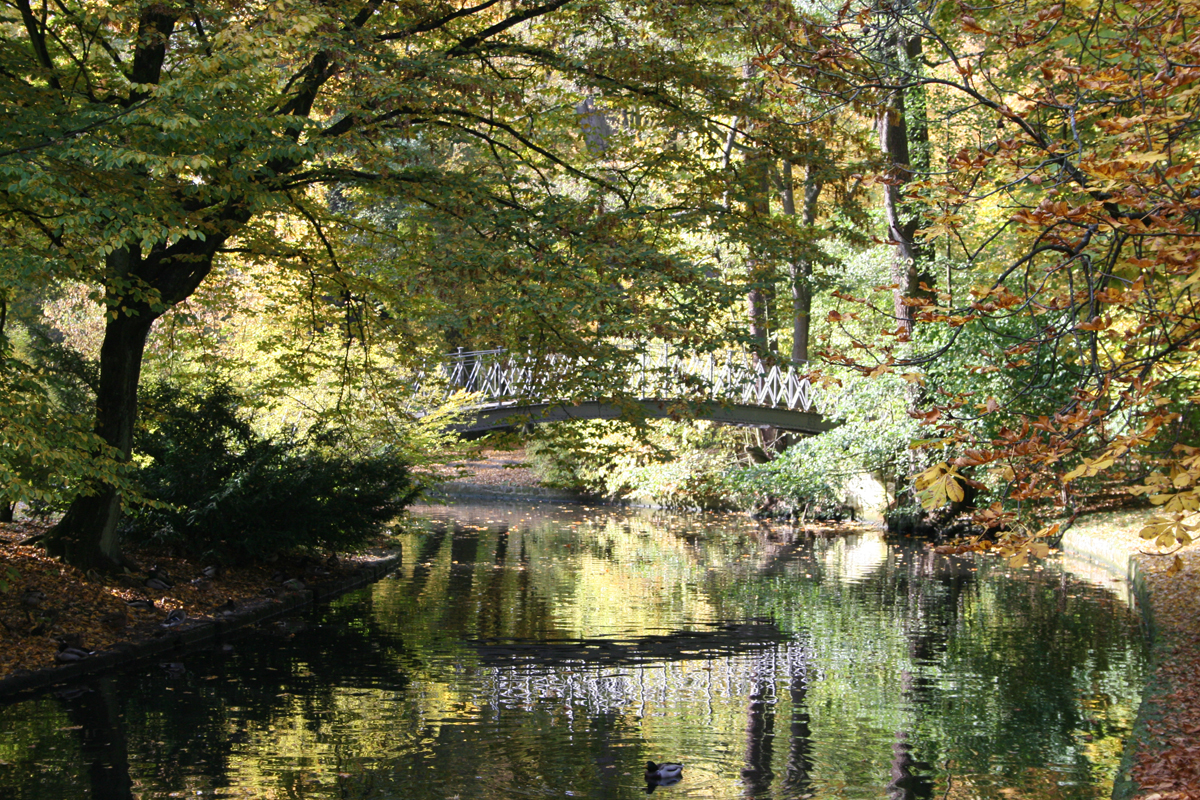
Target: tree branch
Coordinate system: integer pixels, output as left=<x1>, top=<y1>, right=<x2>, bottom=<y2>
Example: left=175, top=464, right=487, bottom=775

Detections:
left=16, top=0, right=60, bottom=89
left=444, top=0, right=575, bottom=57
left=378, top=0, right=505, bottom=41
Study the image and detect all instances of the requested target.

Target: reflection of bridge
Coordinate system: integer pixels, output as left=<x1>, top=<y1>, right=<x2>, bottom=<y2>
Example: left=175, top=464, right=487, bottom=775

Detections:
left=417, top=347, right=836, bottom=434
left=470, top=635, right=814, bottom=717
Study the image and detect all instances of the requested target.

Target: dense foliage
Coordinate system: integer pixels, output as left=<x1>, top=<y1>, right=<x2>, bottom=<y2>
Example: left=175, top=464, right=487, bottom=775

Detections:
left=785, top=0, right=1200, bottom=553
left=727, top=374, right=919, bottom=517
left=527, top=420, right=738, bottom=510
left=0, top=0, right=782, bottom=568
left=122, top=382, right=417, bottom=562
left=0, top=318, right=129, bottom=519
left=4, top=0, right=1200, bottom=566
left=524, top=369, right=918, bottom=519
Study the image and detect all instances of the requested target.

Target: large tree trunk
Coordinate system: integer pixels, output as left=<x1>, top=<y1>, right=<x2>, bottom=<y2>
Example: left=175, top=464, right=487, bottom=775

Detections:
left=44, top=309, right=157, bottom=571
left=878, top=34, right=932, bottom=339
left=45, top=237, right=226, bottom=571
left=781, top=161, right=822, bottom=363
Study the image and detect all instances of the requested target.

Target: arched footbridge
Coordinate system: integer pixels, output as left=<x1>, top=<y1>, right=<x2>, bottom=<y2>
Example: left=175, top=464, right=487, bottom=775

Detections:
left=416, top=347, right=837, bottom=435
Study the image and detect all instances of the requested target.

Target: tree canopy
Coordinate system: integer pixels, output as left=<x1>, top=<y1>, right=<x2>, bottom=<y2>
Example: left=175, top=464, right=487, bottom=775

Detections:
left=2, top=0, right=811, bottom=568
left=753, top=0, right=1200, bottom=555
left=5, top=0, right=1200, bottom=568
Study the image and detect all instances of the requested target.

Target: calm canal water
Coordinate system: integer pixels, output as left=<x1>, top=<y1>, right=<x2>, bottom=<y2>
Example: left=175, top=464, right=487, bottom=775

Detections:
left=0, top=502, right=1147, bottom=800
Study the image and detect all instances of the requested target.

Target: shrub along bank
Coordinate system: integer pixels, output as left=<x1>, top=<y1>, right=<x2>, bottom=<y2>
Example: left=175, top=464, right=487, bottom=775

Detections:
left=122, top=381, right=420, bottom=563
left=523, top=374, right=919, bottom=520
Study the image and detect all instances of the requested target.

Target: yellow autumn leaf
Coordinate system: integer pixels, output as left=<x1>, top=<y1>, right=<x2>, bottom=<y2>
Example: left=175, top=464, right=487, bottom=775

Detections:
left=1139, top=516, right=1170, bottom=539
left=913, top=462, right=949, bottom=490
left=1037, top=523, right=1061, bottom=539
left=1122, top=151, right=1168, bottom=164
left=990, top=464, right=1017, bottom=482
left=945, top=475, right=965, bottom=503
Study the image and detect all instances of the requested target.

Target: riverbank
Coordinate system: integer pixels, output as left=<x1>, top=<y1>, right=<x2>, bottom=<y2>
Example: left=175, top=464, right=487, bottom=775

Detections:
left=0, top=447, right=542, bottom=694
left=0, top=521, right=402, bottom=699
left=1060, top=511, right=1200, bottom=800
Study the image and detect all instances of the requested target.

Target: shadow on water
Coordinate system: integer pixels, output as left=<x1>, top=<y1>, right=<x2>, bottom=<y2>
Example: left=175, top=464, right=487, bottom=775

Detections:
left=56, top=678, right=135, bottom=800
left=0, top=503, right=1147, bottom=800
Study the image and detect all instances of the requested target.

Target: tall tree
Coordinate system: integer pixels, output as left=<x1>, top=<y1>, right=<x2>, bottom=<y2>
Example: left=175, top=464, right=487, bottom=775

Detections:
left=722, top=1, right=872, bottom=367
left=875, top=28, right=932, bottom=339
left=778, top=0, right=1200, bottom=543
left=780, top=159, right=823, bottom=363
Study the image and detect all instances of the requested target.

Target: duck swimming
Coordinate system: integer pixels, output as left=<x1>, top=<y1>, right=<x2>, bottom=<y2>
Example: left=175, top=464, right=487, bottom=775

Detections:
left=645, top=761, right=683, bottom=785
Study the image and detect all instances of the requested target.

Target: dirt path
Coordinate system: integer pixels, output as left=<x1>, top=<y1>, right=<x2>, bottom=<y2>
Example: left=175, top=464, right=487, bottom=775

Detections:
left=438, top=447, right=542, bottom=489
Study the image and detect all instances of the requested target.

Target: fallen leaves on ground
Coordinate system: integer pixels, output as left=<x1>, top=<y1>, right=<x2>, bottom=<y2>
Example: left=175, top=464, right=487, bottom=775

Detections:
left=434, top=447, right=541, bottom=488
left=0, top=521, right=390, bottom=680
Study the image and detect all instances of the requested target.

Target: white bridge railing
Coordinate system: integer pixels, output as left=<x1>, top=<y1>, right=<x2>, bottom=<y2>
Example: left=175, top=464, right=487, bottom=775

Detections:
left=415, top=345, right=820, bottom=413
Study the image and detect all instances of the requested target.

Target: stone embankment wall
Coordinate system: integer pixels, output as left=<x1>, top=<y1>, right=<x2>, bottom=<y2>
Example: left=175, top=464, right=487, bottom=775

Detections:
left=1057, top=511, right=1200, bottom=800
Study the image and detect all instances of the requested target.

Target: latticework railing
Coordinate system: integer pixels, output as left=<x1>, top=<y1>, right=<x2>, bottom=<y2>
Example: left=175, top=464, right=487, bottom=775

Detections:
left=474, top=639, right=813, bottom=718
left=415, top=345, right=820, bottom=413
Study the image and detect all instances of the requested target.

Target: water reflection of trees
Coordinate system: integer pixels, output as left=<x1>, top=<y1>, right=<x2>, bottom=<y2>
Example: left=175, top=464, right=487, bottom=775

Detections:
left=715, top=524, right=1145, bottom=797
left=391, top=510, right=1144, bottom=798
left=0, top=508, right=1147, bottom=800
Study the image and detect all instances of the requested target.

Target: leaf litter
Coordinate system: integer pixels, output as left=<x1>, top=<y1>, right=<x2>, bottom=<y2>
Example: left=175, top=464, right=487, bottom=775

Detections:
left=0, top=521, right=395, bottom=681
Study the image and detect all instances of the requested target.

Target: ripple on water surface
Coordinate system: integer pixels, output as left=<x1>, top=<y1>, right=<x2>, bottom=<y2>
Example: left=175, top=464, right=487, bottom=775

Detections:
left=0, top=503, right=1146, bottom=800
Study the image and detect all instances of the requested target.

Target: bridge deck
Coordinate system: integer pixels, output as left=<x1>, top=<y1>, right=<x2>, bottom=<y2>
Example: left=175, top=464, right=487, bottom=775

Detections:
left=417, top=347, right=836, bottom=434
left=462, top=399, right=836, bottom=434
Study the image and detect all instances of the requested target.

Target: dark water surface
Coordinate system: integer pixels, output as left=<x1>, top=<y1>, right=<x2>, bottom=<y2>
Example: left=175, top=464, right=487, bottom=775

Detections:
left=0, top=503, right=1147, bottom=799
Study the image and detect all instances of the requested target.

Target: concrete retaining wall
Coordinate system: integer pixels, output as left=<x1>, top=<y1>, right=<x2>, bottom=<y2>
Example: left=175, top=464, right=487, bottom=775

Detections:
left=1059, top=529, right=1158, bottom=800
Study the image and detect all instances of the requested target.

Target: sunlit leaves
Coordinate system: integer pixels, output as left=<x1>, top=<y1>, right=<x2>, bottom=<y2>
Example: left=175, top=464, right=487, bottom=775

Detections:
left=934, top=519, right=1058, bottom=566
left=1062, top=453, right=1115, bottom=483
left=913, top=462, right=967, bottom=510
left=1131, top=449, right=1200, bottom=517
left=1003, top=534, right=1053, bottom=569
left=0, top=351, right=135, bottom=509
left=1, top=0, right=776, bottom=543
left=774, top=0, right=1200, bottom=545
left=1138, top=514, right=1199, bottom=551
